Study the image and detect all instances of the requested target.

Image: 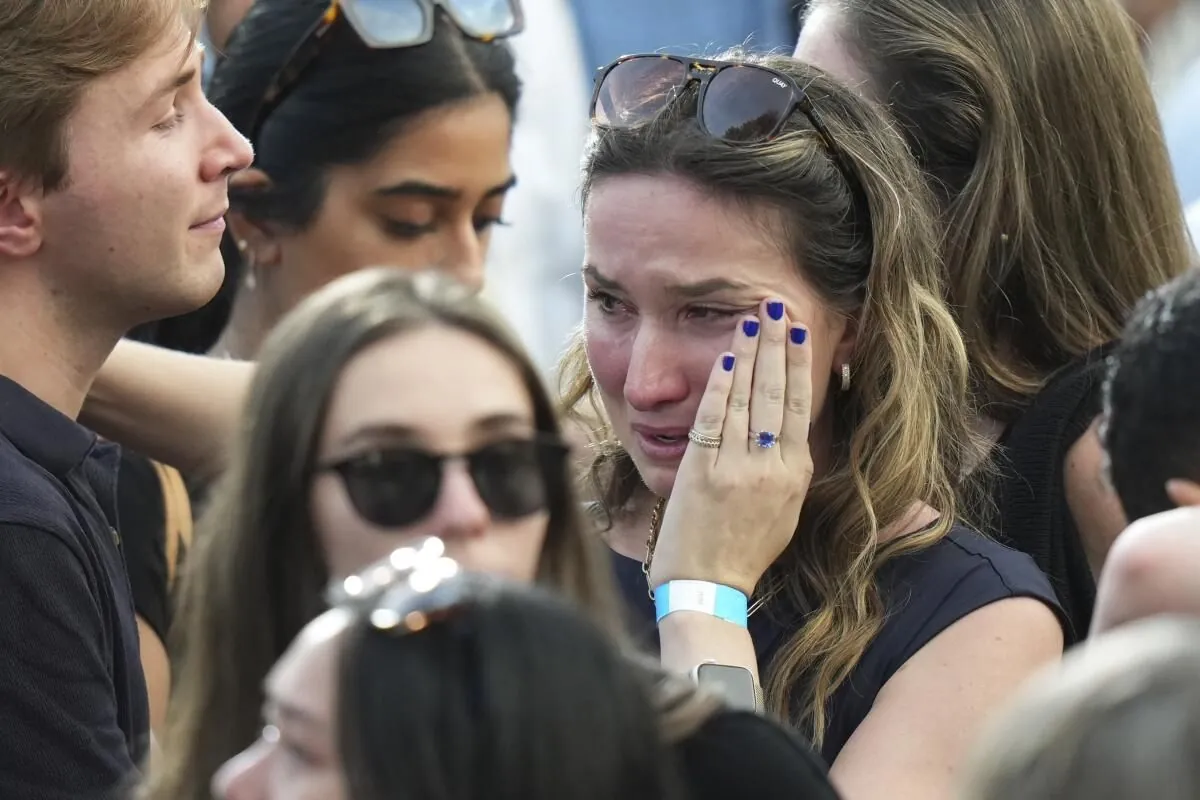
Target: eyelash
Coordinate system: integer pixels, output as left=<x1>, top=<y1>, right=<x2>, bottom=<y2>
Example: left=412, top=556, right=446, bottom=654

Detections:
left=153, top=109, right=184, bottom=132
left=585, top=288, right=740, bottom=321
left=382, top=217, right=511, bottom=241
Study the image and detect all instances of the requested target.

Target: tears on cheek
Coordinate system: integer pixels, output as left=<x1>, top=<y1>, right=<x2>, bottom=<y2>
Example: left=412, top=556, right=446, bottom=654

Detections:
left=583, top=323, right=631, bottom=397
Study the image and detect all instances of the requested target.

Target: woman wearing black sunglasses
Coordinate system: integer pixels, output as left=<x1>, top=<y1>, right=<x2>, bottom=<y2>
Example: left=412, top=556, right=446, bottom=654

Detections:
left=560, top=52, right=1066, bottom=799
left=144, top=269, right=837, bottom=800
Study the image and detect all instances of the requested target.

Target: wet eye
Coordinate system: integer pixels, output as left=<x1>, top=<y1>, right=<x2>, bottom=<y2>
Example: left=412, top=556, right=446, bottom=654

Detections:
left=586, top=288, right=628, bottom=315
left=686, top=306, right=739, bottom=321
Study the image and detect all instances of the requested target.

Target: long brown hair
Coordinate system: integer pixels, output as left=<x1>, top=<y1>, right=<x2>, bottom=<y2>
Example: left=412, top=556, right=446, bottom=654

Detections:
left=561, top=54, right=985, bottom=745
left=825, top=0, right=1192, bottom=421
left=146, top=269, right=625, bottom=800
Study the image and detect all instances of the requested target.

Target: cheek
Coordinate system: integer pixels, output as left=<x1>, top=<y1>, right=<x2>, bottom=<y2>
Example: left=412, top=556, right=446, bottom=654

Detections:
left=309, top=476, right=390, bottom=578
left=583, top=319, right=631, bottom=401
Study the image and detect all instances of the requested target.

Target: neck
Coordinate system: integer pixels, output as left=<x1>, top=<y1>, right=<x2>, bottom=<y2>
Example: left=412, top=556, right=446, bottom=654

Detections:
left=210, top=285, right=273, bottom=360
left=0, top=279, right=122, bottom=419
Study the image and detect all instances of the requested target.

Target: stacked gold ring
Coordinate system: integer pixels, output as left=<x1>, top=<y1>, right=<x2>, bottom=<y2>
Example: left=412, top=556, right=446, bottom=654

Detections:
left=687, top=429, right=722, bottom=448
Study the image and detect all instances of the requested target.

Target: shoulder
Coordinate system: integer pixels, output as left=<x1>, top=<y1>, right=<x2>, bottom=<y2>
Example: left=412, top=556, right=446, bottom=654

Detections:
left=1003, top=344, right=1115, bottom=453
left=0, top=440, right=82, bottom=532
left=678, top=710, right=839, bottom=800
left=875, top=526, right=1066, bottom=672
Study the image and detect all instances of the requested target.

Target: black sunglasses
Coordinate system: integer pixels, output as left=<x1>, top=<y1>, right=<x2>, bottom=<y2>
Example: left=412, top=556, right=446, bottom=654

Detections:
left=246, top=0, right=525, bottom=143
left=320, top=436, right=567, bottom=529
left=590, top=54, right=861, bottom=188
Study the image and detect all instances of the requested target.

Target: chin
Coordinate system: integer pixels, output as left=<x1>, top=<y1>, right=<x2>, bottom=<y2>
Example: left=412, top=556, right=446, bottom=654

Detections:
left=630, top=455, right=678, bottom=500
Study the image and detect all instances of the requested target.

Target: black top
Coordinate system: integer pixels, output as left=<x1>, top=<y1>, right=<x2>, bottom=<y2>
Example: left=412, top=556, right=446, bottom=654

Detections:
left=0, top=376, right=149, bottom=799
left=679, top=710, right=839, bottom=799
left=994, top=344, right=1114, bottom=643
left=115, top=451, right=191, bottom=643
left=613, top=525, right=1064, bottom=766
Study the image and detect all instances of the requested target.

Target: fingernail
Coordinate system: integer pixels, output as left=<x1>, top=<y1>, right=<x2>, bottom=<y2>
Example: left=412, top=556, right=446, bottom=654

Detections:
left=722, top=354, right=735, bottom=372
left=742, top=318, right=760, bottom=337
left=790, top=326, right=807, bottom=345
left=766, top=300, right=784, bottom=321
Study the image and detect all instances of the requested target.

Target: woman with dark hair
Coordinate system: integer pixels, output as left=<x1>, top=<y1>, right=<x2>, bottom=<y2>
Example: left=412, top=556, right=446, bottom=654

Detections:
left=213, top=557, right=688, bottom=800
left=145, top=269, right=837, bottom=800
left=109, top=0, right=522, bottom=734
left=793, top=0, right=1195, bottom=639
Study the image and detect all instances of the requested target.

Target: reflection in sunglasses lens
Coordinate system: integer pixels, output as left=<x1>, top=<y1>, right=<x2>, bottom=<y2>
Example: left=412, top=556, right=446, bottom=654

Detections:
left=702, top=66, right=793, bottom=142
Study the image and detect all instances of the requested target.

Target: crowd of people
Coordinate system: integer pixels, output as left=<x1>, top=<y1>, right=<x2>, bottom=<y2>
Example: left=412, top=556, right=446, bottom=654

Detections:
left=0, top=0, right=1198, bottom=798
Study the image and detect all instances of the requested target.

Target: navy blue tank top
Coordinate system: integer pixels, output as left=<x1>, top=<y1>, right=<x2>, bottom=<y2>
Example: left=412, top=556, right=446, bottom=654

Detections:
left=611, top=525, right=1065, bottom=765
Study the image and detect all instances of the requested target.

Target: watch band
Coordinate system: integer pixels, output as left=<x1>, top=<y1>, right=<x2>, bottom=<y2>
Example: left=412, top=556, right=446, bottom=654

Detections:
left=654, top=580, right=748, bottom=628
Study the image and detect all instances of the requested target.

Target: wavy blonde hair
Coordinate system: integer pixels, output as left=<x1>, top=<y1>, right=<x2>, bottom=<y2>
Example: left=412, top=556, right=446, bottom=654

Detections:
left=560, top=54, right=987, bottom=745
left=826, top=0, right=1192, bottom=421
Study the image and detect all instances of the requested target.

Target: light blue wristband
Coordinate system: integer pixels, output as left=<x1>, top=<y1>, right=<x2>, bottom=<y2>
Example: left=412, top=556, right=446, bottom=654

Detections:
left=654, top=580, right=749, bottom=629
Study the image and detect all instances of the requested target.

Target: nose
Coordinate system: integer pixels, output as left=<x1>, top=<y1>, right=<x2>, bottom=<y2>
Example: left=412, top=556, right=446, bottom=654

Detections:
left=435, top=222, right=486, bottom=293
left=623, top=324, right=690, bottom=412
left=211, top=741, right=269, bottom=800
left=201, top=100, right=255, bottom=182
left=425, top=460, right=491, bottom=540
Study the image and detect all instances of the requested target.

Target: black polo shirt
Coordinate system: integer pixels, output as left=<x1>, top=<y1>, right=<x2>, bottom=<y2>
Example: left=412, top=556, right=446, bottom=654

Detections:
left=0, top=375, right=149, bottom=799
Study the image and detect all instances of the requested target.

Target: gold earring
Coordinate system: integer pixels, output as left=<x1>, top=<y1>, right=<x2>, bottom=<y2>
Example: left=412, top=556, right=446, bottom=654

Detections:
left=841, top=362, right=851, bottom=392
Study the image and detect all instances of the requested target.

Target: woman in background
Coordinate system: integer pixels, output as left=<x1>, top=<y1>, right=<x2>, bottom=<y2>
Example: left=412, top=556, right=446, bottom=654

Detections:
left=795, top=0, right=1194, bottom=637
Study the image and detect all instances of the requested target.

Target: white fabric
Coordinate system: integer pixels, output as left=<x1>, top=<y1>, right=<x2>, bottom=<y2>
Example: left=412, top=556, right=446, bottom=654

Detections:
left=482, top=0, right=591, bottom=378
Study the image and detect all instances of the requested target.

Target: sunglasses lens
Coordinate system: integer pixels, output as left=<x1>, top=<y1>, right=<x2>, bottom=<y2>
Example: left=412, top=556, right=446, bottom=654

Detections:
left=593, top=57, right=689, bottom=129
left=443, top=0, right=521, bottom=38
left=702, top=66, right=794, bottom=143
left=341, top=0, right=429, bottom=47
left=469, top=440, right=562, bottom=519
left=339, top=451, right=442, bottom=528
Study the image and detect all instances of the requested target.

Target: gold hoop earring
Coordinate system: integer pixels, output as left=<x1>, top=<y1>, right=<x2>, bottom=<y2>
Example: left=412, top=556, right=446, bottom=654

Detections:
left=841, top=362, right=851, bottom=392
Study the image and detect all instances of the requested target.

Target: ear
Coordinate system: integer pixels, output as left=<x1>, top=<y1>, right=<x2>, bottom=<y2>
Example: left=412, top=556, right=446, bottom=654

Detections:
left=227, top=168, right=282, bottom=268
left=0, top=172, right=44, bottom=260
left=1167, top=479, right=1200, bottom=508
left=831, top=314, right=859, bottom=386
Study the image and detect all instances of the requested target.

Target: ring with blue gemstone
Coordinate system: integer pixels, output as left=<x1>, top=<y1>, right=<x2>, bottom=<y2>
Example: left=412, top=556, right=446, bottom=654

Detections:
left=749, top=430, right=780, bottom=449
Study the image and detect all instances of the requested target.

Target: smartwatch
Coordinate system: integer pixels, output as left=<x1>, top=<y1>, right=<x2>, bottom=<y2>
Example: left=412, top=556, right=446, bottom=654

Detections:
left=690, top=661, right=763, bottom=713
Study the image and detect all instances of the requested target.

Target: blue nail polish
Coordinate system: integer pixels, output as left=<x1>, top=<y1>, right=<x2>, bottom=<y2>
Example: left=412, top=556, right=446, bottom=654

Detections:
left=767, top=300, right=784, bottom=321
left=742, top=319, right=760, bottom=337
left=722, top=354, right=735, bottom=372
left=790, top=326, right=807, bottom=345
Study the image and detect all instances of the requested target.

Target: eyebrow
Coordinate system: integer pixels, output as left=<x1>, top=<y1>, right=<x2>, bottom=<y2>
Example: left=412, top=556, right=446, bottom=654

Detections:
left=375, top=175, right=518, bottom=201
left=264, top=698, right=325, bottom=733
left=142, top=48, right=201, bottom=112
left=337, top=413, right=534, bottom=451
left=582, top=264, right=753, bottom=299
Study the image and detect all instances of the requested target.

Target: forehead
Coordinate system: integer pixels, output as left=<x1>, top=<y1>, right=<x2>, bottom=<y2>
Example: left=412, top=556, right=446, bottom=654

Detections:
left=322, top=326, right=535, bottom=444
left=584, top=174, right=797, bottom=293
left=336, top=93, right=514, bottom=193
left=268, top=610, right=351, bottom=703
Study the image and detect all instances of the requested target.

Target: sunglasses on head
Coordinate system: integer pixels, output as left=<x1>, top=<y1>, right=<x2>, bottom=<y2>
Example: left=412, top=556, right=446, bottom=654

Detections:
left=325, top=541, right=496, bottom=636
left=319, top=435, right=568, bottom=529
left=246, top=0, right=524, bottom=142
left=590, top=54, right=859, bottom=179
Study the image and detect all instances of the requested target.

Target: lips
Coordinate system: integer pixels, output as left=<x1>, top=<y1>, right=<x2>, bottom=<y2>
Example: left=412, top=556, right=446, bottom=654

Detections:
left=190, top=206, right=229, bottom=229
left=630, top=424, right=692, bottom=462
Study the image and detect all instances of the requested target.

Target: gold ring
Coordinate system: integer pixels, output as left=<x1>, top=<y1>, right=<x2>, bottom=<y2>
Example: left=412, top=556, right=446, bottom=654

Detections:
left=687, top=429, right=722, bottom=448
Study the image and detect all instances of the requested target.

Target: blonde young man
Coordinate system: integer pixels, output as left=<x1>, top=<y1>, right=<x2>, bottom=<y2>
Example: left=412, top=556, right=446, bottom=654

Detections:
left=0, top=2, right=251, bottom=796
